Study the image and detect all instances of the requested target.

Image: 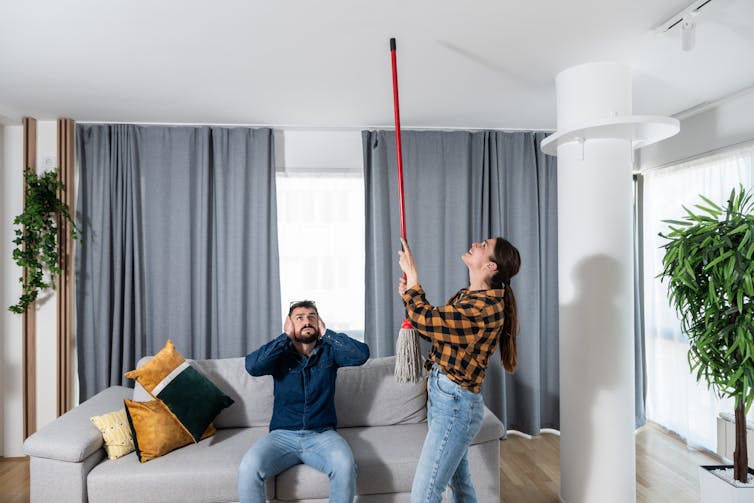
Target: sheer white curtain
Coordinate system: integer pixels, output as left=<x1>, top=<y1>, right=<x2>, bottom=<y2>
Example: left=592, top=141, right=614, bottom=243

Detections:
left=643, top=143, right=754, bottom=451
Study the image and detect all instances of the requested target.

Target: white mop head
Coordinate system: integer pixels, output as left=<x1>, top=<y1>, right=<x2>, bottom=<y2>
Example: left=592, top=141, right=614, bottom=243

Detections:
left=395, top=320, right=423, bottom=383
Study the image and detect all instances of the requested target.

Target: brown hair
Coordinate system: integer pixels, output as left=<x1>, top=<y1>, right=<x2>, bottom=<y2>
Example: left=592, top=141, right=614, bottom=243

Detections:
left=288, top=300, right=318, bottom=316
left=489, top=237, right=521, bottom=373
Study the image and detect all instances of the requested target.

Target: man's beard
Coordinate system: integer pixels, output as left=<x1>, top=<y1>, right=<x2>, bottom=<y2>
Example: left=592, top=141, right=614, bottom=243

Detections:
left=294, top=325, right=320, bottom=344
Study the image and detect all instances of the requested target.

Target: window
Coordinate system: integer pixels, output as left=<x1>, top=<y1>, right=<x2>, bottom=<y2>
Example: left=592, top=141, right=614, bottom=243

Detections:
left=276, top=171, right=365, bottom=340
left=642, top=143, right=754, bottom=451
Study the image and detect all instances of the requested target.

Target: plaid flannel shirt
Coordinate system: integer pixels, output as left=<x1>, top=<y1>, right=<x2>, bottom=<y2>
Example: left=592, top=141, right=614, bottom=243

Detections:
left=401, top=284, right=506, bottom=393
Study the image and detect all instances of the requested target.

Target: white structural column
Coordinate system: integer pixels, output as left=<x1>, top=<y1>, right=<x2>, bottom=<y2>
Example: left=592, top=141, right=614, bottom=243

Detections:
left=558, top=137, right=635, bottom=503
left=541, top=62, right=679, bottom=503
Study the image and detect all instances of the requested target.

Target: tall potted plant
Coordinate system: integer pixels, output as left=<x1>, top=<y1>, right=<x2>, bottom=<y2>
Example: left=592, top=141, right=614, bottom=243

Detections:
left=659, top=185, right=754, bottom=493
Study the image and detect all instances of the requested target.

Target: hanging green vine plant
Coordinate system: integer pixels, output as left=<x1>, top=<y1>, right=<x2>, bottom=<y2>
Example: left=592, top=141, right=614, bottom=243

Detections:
left=8, top=169, right=80, bottom=314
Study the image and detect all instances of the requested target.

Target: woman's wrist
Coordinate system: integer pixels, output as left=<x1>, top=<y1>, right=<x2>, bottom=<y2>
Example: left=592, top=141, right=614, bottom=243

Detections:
left=406, top=274, right=419, bottom=289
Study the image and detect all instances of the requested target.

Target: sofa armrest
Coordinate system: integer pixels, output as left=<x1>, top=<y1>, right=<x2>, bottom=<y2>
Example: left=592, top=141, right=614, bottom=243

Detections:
left=23, top=386, right=133, bottom=462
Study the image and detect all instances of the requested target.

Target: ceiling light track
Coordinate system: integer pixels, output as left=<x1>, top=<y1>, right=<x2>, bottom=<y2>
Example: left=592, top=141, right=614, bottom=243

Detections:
left=654, top=0, right=713, bottom=33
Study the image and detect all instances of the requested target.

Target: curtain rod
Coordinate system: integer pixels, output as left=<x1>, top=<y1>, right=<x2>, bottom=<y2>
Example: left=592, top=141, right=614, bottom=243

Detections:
left=638, top=138, right=754, bottom=174
left=74, top=120, right=553, bottom=133
left=672, top=82, right=754, bottom=121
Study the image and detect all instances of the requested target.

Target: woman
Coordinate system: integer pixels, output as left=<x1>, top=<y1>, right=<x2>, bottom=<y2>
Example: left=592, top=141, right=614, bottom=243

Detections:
left=397, top=236, right=520, bottom=503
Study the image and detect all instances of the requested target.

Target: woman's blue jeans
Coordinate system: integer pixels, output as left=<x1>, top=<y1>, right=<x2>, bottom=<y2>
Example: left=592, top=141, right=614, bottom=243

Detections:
left=238, top=428, right=356, bottom=503
left=411, top=365, right=485, bottom=503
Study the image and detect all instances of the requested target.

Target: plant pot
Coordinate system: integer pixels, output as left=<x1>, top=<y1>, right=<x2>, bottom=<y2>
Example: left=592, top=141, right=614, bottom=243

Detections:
left=699, top=465, right=754, bottom=502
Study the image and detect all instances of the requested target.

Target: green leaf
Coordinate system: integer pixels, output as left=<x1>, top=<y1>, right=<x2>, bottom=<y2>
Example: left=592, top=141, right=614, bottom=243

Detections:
left=662, top=219, right=693, bottom=227
left=704, top=250, right=734, bottom=271
left=699, top=194, right=723, bottom=214
left=694, top=202, right=722, bottom=218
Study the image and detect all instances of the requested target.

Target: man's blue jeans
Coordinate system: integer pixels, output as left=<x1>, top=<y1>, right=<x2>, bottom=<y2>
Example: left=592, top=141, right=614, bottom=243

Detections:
left=411, top=365, right=485, bottom=503
left=238, top=428, right=356, bottom=503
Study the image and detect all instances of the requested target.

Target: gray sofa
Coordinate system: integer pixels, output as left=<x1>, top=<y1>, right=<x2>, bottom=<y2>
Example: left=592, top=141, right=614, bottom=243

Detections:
left=23, top=356, right=504, bottom=502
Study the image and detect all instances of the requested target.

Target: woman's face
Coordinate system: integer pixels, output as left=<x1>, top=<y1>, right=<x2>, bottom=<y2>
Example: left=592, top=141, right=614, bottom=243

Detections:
left=461, top=238, right=496, bottom=269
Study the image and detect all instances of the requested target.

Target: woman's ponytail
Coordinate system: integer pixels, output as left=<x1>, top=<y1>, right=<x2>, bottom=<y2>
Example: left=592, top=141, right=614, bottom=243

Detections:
left=500, top=284, right=518, bottom=372
left=490, top=238, right=521, bottom=373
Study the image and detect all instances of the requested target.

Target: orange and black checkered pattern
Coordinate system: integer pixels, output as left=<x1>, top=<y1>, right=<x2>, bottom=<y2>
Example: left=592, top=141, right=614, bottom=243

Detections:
left=401, top=284, right=506, bottom=393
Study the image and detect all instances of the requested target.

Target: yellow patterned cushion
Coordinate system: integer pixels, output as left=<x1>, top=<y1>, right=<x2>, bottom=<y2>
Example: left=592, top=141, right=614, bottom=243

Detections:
left=123, top=398, right=216, bottom=463
left=90, top=409, right=135, bottom=460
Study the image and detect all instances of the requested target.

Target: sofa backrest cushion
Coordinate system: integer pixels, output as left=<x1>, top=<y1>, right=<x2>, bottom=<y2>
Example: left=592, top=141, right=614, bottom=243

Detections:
left=335, top=356, right=427, bottom=427
left=133, top=355, right=426, bottom=429
left=194, top=358, right=273, bottom=428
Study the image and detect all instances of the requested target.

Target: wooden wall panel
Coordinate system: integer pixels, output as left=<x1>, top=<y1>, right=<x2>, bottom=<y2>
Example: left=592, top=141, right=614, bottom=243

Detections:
left=56, top=119, right=75, bottom=416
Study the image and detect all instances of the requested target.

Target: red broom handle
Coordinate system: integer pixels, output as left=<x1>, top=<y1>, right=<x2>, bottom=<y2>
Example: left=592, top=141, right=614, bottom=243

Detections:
left=391, top=38, right=413, bottom=332
left=390, top=38, right=407, bottom=243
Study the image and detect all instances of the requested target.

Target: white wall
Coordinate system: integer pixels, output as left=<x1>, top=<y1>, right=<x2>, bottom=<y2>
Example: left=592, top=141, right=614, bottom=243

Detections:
left=1, top=121, right=60, bottom=457
left=639, top=89, right=754, bottom=170
left=1, top=124, right=24, bottom=458
left=275, top=129, right=363, bottom=171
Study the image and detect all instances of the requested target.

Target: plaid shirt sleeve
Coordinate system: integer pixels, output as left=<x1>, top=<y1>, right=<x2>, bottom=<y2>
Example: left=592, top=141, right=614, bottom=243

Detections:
left=401, top=285, right=499, bottom=344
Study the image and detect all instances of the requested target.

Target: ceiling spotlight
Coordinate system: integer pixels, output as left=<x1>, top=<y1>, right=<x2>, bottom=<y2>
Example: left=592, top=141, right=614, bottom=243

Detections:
left=681, top=15, right=696, bottom=51
left=654, top=0, right=711, bottom=52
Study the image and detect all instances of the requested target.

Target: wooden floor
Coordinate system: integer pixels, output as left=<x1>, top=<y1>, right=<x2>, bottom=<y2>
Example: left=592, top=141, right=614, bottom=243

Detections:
left=500, top=422, right=721, bottom=503
left=0, top=457, right=29, bottom=503
left=0, top=424, right=721, bottom=503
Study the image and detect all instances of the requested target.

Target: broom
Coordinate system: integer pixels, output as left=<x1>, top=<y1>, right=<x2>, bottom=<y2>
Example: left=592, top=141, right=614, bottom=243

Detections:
left=390, top=37, right=423, bottom=384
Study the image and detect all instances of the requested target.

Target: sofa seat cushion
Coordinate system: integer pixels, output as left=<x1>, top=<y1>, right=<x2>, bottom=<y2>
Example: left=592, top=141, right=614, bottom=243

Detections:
left=275, top=410, right=503, bottom=501
left=87, top=427, right=272, bottom=503
left=87, top=406, right=502, bottom=503
left=276, top=424, right=425, bottom=500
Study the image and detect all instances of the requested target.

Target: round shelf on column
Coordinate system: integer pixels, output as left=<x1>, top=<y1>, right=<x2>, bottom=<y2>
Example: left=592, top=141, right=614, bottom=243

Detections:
left=540, top=115, right=680, bottom=156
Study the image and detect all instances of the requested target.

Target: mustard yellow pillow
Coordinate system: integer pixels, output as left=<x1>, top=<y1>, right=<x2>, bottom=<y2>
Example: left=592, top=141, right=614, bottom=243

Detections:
left=124, top=340, right=233, bottom=442
left=124, top=340, right=185, bottom=392
left=90, top=409, right=135, bottom=460
left=123, top=398, right=216, bottom=463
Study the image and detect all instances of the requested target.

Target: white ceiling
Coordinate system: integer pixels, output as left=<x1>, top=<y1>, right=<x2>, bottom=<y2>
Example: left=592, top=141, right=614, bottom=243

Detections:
left=1, top=0, right=753, bottom=130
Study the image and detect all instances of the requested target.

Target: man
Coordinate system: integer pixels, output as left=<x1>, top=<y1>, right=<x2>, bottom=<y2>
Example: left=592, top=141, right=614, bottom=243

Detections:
left=238, top=300, right=370, bottom=503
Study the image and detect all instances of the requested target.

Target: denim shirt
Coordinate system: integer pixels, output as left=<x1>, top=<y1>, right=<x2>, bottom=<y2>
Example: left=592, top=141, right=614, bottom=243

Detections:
left=245, top=329, right=370, bottom=432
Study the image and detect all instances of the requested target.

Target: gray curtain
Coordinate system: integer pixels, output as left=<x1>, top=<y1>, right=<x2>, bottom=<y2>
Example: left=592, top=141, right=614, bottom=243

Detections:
left=363, top=130, right=559, bottom=434
left=76, top=124, right=281, bottom=400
